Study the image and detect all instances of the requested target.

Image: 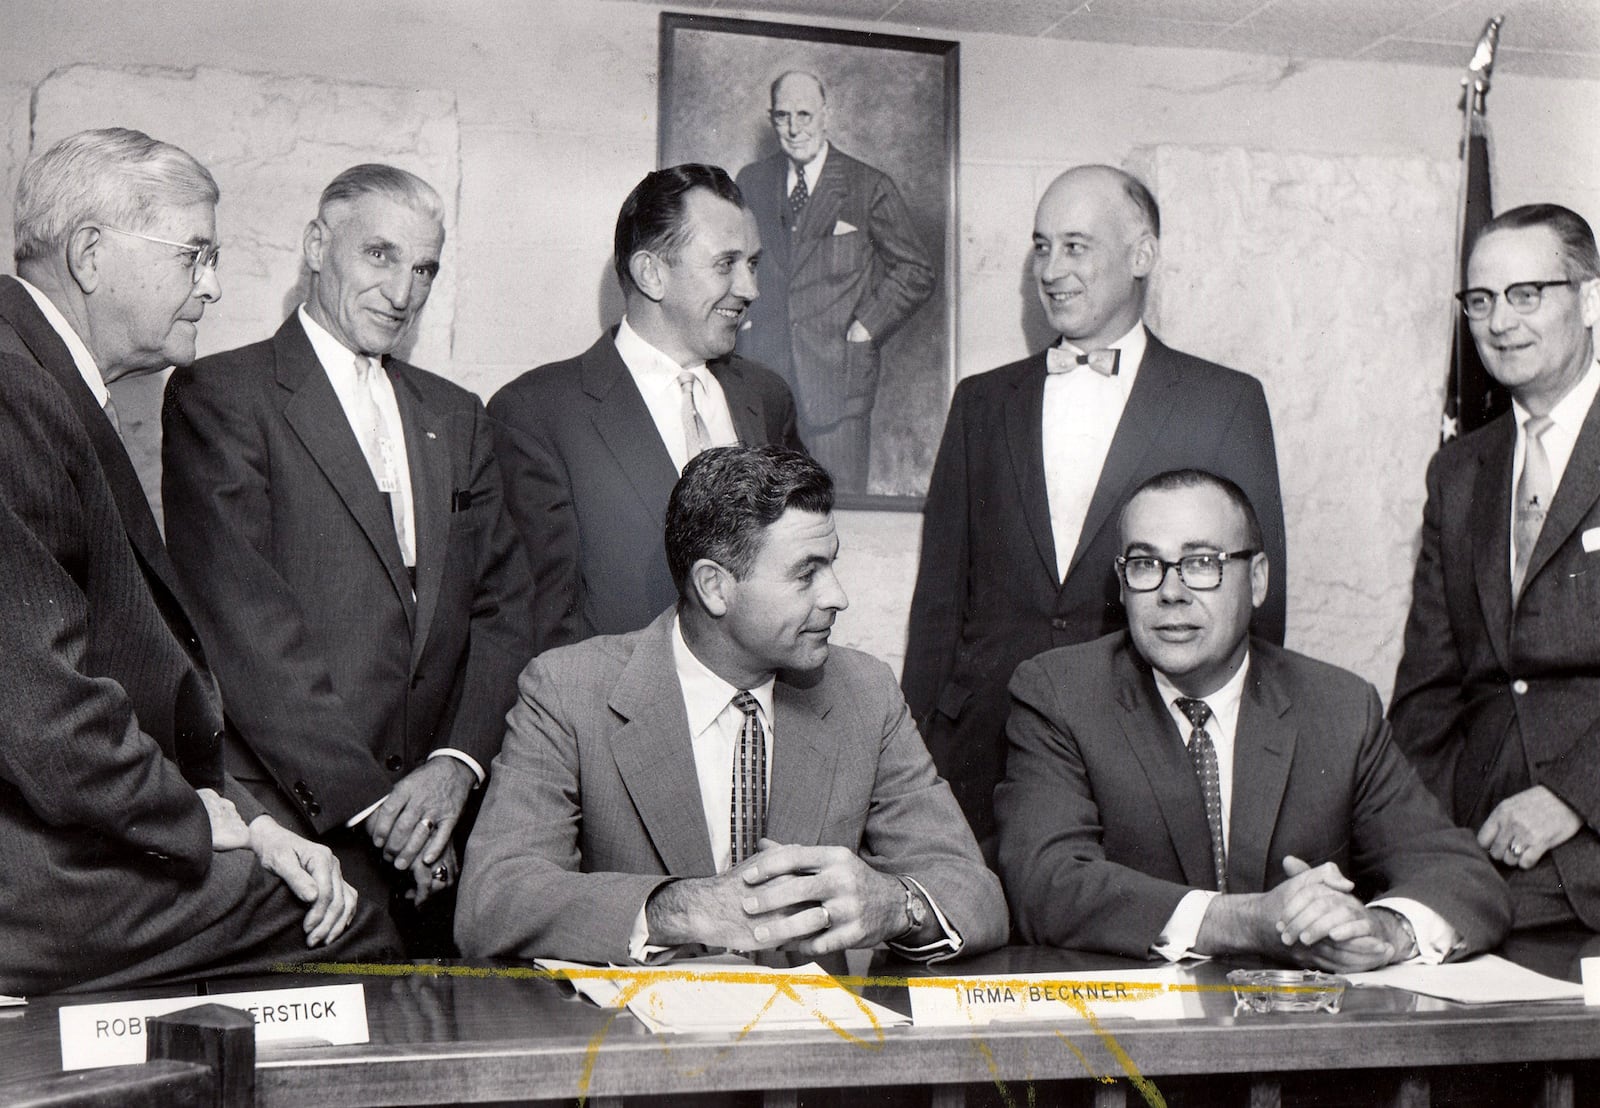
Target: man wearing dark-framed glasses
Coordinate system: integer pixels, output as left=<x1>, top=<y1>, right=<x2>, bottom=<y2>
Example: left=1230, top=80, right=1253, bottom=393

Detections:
left=1392, top=203, right=1600, bottom=932
left=997, top=468, right=1508, bottom=968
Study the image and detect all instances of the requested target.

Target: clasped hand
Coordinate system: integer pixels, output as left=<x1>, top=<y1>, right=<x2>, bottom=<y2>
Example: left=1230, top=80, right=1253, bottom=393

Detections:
left=363, top=757, right=473, bottom=903
left=1261, top=855, right=1408, bottom=972
left=646, top=837, right=905, bottom=955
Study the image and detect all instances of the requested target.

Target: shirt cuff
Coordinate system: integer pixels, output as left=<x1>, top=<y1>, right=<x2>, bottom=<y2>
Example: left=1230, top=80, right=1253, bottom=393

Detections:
left=885, top=875, right=964, bottom=963
left=345, top=795, right=385, bottom=829
left=428, top=748, right=485, bottom=786
left=1370, top=897, right=1458, bottom=964
left=1151, top=890, right=1219, bottom=962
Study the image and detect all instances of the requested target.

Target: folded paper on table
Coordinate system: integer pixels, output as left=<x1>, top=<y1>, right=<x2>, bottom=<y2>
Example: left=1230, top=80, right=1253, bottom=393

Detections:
left=910, top=968, right=1198, bottom=1027
left=1347, top=955, right=1583, bottom=1004
left=536, top=956, right=907, bottom=1034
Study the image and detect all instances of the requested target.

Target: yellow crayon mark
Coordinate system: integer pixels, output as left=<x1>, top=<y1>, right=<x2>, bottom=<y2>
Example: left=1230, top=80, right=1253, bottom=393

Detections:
left=275, top=962, right=1318, bottom=1105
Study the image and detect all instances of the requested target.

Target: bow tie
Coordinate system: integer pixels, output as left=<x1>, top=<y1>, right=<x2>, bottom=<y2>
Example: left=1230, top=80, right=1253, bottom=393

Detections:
left=1045, top=346, right=1120, bottom=376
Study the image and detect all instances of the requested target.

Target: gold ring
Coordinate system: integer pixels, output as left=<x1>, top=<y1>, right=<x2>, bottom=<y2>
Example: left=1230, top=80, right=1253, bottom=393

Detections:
left=432, top=865, right=450, bottom=882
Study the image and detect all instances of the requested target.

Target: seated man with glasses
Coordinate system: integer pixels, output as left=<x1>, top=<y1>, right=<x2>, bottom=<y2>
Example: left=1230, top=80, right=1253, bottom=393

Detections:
left=996, top=468, right=1509, bottom=968
left=1391, top=204, right=1600, bottom=932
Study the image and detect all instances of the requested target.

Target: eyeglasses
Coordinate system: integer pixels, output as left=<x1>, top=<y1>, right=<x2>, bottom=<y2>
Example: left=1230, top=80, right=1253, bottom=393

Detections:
left=1455, top=280, right=1572, bottom=320
left=1116, top=549, right=1258, bottom=592
left=100, top=225, right=221, bottom=285
left=769, top=110, right=815, bottom=128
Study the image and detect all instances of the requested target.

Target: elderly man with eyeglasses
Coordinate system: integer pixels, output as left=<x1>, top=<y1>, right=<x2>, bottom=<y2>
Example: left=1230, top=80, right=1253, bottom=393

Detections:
left=0, top=127, right=397, bottom=994
left=995, top=468, right=1509, bottom=969
left=1391, top=204, right=1600, bottom=933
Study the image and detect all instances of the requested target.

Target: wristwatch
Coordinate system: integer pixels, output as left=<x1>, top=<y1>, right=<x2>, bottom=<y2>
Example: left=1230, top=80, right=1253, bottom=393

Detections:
left=894, top=876, right=928, bottom=942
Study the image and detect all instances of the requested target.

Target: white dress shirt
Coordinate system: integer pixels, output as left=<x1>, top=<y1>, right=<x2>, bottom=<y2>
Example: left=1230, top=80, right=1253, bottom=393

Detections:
left=1150, top=654, right=1458, bottom=963
left=1042, top=322, right=1147, bottom=582
left=614, top=318, right=739, bottom=474
left=785, top=141, right=829, bottom=198
left=628, top=616, right=963, bottom=961
left=1507, top=359, right=1600, bottom=581
left=298, top=306, right=416, bottom=567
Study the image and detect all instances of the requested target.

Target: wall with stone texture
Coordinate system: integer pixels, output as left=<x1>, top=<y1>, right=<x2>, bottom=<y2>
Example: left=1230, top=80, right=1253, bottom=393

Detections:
left=0, top=0, right=1595, bottom=696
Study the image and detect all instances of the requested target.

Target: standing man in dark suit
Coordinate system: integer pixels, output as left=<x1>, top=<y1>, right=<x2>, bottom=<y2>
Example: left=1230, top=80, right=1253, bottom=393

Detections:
left=735, top=71, right=935, bottom=493
left=164, top=164, right=536, bottom=953
left=998, top=470, right=1508, bottom=965
left=904, top=165, right=1287, bottom=849
left=1391, top=204, right=1600, bottom=931
left=457, top=445, right=1005, bottom=964
left=0, top=127, right=388, bottom=994
left=491, top=165, right=802, bottom=652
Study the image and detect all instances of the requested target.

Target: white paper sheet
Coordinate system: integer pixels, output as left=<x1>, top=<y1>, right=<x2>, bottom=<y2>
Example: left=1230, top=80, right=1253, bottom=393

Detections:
left=1347, top=955, right=1583, bottom=1004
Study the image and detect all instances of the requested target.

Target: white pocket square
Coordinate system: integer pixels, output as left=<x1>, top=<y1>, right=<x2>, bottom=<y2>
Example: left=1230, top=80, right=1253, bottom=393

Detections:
left=1583, top=527, right=1600, bottom=553
left=832, top=220, right=858, bottom=235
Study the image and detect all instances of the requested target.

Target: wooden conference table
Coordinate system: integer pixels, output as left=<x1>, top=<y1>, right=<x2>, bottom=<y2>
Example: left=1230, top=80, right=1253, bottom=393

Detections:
left=6, top=929, right=1600, bottom=1107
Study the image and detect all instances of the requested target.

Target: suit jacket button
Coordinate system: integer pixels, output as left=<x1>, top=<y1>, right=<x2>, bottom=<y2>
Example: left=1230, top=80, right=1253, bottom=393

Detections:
left=293, top=781, right=310, bottom=799
left=1051, top=617, right=1069, bottom=631
left=306, top=801, right=322, bottom=817
left=1512, top=679, right=1529, bottom=695
left=386, top=754, right=404, bottom=772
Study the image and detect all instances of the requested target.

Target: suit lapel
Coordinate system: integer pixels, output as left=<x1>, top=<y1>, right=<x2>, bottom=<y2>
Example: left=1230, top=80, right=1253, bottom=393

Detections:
left=1113, top=648, right=1219, bottom=890
left=1003, top=355, right=1059, bottom=582
left=1225, top=653, right=1297, bottom=894
left=608, top=616, right=717, bottom=876
left=1067, top=331, right=1180, bottom=578
left=392, top=365, right=449, bottom=660
left=275, top=319, right=415, bottom=628
left=766, top=675, right=843, bottom=846
left=709, top=358, right=764, bottom=447
left=1524, top=388, right=1600, bottom=592
left=582, top=335, right=680, bottom=522
left=1468, top=419, right=1515, bottom=665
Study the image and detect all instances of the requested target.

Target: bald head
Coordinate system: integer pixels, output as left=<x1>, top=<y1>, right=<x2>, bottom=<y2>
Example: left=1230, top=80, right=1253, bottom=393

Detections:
left=769, top=71, right=829, bottom=167
left=1031, top=165, right=1161, bottom=347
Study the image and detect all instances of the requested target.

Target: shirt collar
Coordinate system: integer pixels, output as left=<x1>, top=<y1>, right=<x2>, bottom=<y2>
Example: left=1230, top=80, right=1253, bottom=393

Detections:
left=616, top=316, right=707, bottom=378
left=1152, top=648, right=1251, bottom=725
left=1511, top=356, right=1600, bottom=437
left=672, top=614, right=775, bottom=738
left=297, top=304, right=375, bottom=381
left=787, top=142, right=830, bottom=193
left=15, top=276, right=107, bottom=408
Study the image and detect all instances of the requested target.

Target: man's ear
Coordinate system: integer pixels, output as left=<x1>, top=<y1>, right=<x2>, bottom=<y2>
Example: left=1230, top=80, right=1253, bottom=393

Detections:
left=1129, top=232, right=1159, bottom=279
left=302, top=219, right=327, bottom=276
left=65, top=226, right=104, bottom=294
left=689, top=557, right=733, bottom=617
left=1249, top=552, right=1270, bottom=611
left=628, top=250, right=666, bottom=304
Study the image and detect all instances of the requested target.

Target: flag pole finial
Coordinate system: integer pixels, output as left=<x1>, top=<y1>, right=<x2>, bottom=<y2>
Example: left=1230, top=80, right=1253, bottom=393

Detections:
left=1465, top=16, right=1505, bottom=109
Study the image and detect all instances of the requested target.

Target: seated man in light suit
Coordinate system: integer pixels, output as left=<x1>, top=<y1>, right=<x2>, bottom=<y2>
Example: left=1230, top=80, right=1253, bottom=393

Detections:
left=457, top=445, right=1006, bottom=962
left=996, top=469, right=1510, bottom=969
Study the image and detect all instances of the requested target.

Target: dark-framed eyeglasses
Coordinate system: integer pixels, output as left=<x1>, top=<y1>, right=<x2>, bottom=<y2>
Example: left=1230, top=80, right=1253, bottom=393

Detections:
left=100, top=225, right=221, bottom=285
left=1455, top=280, right=1573, bottom=320
left=769, top=109, right=815, bottom=128
left=1116, top=549, right=1258, bottom=592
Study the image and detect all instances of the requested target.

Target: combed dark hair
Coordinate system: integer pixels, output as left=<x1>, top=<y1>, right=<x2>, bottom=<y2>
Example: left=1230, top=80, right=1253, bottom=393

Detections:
left=1480, top=203, right=1600, bottom=281
left=613, top=164, right=745, bottom=291
left=1119, top=468, right=1263, bottom=552
left=665, top=445, right=834, bottom=596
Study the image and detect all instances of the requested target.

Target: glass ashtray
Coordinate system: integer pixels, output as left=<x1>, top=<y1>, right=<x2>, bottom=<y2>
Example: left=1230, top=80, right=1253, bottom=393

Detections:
left=1227, top=968, right=1347, bottom=1014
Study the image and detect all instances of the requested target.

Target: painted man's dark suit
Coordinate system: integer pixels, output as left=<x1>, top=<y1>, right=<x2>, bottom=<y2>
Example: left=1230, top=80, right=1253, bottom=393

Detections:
left=903, top=333, right=1287, bottom=844
left=736, top=148, right=933, bottom=489
left=1390, top=386, right=1600, bottom=928
left=456, top=610, right=1007, bottom=963
left=0, top=279, right=389, bottom=993
left=997, top=632, right=1511, bottom=958
left=162, top=315, right=536, bottom=905
left=488, top=332, right=802, bottom=651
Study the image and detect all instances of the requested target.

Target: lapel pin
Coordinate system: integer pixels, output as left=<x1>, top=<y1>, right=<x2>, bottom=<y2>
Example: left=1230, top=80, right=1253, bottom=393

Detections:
left=425, top=431, right=437, bottom=440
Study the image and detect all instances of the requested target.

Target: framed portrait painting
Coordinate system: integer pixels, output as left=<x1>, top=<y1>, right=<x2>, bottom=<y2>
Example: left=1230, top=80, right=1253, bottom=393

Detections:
left=659, top=12, right=958, bottom=507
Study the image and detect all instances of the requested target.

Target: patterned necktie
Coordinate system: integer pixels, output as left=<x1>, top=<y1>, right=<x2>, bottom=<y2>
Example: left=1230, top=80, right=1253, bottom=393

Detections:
left=352, top=355, right=412, bottom=565
left=1174, top=697, right=1227, bottom=893
left=729, top=691, right=767, bottom=867
left=1513, top=413, right=1555, bottom=598
left=677, top=370, right=710, bottom=461
left=1045, top=346, right=1120, bottom=376
left=788, top=173, right=809, bottom=227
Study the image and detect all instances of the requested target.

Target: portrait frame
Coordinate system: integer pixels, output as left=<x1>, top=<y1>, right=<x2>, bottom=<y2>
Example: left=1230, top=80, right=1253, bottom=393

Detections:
left=658, top=12, right=959, bottom=509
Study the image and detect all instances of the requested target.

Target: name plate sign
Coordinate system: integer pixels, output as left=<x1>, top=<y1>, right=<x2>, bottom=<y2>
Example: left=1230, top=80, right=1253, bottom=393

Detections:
left=911, top=970, right=1195, bottom=1027
left=59, top=983, right=367, bottom=1070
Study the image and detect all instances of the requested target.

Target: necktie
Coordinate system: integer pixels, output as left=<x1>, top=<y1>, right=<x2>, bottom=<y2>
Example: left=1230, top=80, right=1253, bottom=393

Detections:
left=729, top=691, right=767, bottom=867
left=677, top=370, right=710, bottom=461
left=1045, top=346, right=1120, bottom=376
left=1513, top=414, right=1555, bottom=598
left=1174, top=697, right=1227, bottom=893
left=788, top=173, right=809, bottom=227
left=352, top=356, right=412, bottom=564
